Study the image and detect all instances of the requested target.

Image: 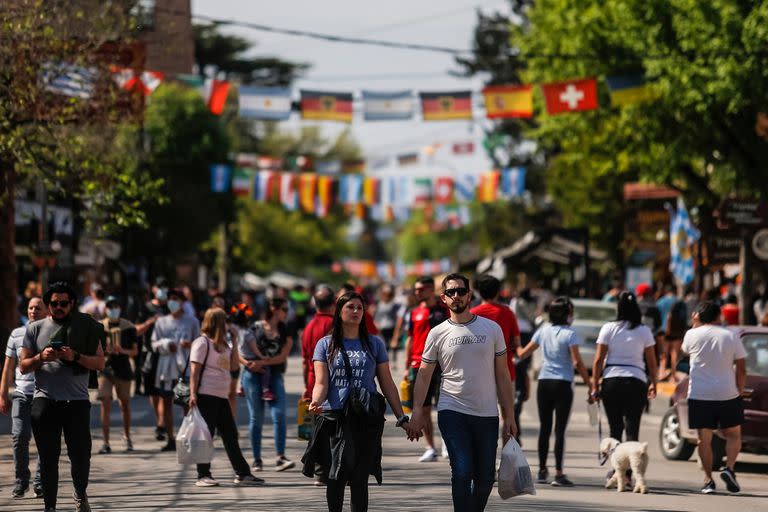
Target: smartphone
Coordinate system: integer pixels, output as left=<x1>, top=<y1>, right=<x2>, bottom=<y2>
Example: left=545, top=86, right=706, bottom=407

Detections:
left=50, top=340, right=64, bottom=351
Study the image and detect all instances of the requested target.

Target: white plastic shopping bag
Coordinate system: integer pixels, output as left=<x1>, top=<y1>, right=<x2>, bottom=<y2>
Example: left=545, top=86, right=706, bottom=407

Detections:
left=497, top=438, right=536, bottom=499
left=177, top=407, right=214, bottom=465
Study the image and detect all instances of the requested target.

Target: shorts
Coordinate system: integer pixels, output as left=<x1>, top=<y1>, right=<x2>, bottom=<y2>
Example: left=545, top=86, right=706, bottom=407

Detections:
left=688, top=397, right=744, bottom=430
left=146, top=379, right=177, bottom=398
left=409, top=366, right=441, bottom=407
left=97, top=375, right=132, bottom=401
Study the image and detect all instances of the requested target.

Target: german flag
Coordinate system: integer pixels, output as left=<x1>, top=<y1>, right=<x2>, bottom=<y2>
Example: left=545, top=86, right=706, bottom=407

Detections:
left=420, top=91, right=473, bottom=121
left=300, top=90, right=353, bottom=122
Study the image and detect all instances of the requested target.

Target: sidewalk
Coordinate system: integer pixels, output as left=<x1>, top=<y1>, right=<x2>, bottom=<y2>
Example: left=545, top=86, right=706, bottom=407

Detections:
left=1, top=355, right=766, bottom=511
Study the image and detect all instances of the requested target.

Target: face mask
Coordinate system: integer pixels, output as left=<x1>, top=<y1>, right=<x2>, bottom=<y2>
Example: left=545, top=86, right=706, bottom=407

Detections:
left=107, top=308, right=121, bottom=320
left=167, top=300, right=181, bottom=314
left=155, top=289, right=168, bottom=301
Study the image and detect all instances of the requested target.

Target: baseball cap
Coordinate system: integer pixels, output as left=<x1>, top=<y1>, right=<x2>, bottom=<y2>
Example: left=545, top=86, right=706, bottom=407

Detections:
left=635, top=283, right=652, bottom=297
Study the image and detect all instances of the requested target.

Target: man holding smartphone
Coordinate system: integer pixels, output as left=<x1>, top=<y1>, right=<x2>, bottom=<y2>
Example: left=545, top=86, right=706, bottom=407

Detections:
left=20, top=282, right=106, bottom=512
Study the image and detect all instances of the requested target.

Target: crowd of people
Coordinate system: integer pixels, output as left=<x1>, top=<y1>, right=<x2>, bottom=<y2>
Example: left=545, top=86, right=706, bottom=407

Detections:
left=1, top=273, right=754, bottom=511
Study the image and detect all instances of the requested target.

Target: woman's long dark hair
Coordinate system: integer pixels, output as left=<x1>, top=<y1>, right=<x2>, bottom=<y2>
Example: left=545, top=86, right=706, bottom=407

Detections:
left=328, top=291, right=370, bottom=362
left=617, top=291, right=642, bottom=329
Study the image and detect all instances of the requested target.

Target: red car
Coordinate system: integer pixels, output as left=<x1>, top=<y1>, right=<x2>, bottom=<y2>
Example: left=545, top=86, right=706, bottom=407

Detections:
left=659, top=326, right=768, bottom=464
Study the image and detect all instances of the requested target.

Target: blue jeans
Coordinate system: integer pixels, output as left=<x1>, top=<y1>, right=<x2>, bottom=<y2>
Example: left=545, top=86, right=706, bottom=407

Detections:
left=241, top=369, right=287, bottom=460
left=12, top=392, right=41, bottom=488
left=438, top=410, right=498, bottom=512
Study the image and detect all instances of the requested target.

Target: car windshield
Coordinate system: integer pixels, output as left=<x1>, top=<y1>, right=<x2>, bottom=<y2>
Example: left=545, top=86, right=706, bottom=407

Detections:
left=571, top=324, right=600, bottom=344
left=743, top=334, right=768, bottom=377
left=573, top=304, right=616, bottom=322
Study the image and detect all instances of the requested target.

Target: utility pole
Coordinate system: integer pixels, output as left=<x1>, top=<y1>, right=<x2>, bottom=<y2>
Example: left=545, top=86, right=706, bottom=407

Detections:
left=217, top=222, right=227, bottom=292
left=35, top=176, right=49, bottom=290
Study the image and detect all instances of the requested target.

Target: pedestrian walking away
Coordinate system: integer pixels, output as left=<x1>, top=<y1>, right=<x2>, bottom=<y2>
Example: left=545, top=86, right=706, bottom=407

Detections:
left=20, top=281, right=106, bottom=512
left=682, top=301, right=747, bottom=495
left=96, top=296, right=138, bottom=454
left=303, top=291, right=412, bottom=512
left=510, top=288, right=537, bottom=444
left=409, top=273, right=517, bottom=512
left=0, top=297, right=47, bottom=500
left=189, top=308, right=264, bottom=487
left=517, top=296, right=593, bottom=487
left=300, top=285, right=336, bottom=485
left=592, top=292, right=658, bottom=444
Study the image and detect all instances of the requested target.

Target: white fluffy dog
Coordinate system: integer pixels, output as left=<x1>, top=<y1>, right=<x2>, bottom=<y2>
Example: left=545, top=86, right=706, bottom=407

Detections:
left=600, top=437, right=649, bottom=494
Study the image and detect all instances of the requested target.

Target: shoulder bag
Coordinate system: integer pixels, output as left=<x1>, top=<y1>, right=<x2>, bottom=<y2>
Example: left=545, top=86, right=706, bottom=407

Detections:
left=173, top=337, right=210, bottom=408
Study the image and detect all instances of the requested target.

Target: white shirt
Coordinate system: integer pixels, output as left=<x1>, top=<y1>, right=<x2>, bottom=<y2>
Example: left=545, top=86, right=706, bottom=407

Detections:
left=682, top=325, right=747, bottom=401
left=596, top=321, right=655, bottom=383
left=421, top=315, right=507, bottom=417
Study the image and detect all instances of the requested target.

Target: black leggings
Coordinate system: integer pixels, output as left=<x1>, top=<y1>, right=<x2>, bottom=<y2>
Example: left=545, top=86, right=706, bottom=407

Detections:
left=536, top=379, right=573, bottom=471
left=326, top=478, right=368, bottom=512
left=600, top=377, right=647, bottom=442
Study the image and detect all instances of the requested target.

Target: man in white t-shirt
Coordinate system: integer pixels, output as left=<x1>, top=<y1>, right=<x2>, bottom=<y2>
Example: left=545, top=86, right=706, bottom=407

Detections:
left=682, top=301, right=747, bottom=495
left=409, top=273, right=516, bottom=512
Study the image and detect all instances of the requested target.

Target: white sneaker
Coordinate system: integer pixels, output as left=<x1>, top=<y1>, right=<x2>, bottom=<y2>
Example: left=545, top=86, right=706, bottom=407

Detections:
left=441, top=444, right=449, bottom=459
left=418, top=447, right=438, bottom=462
left=195, top=476, right=219, bottom=487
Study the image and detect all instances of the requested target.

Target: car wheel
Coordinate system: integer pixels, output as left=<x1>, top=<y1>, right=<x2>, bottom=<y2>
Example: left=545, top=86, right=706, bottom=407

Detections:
left=659, top=407, right=696, bottom=460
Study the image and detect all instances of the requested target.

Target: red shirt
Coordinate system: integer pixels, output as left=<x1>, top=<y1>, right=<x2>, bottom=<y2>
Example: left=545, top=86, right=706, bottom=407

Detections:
left=471, top=301, right=520, bottom=380
left=408, top=301, right=449, bottom=368
left=364, top=311, right=379, bottom=335
left=721, top=304, right=740, bottom=326
left=301, top=312, right=334, bottom=400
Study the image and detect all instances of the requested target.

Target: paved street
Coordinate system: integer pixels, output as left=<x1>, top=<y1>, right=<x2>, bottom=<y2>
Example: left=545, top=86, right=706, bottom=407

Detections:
left=1, top=355, right=766, bottom=511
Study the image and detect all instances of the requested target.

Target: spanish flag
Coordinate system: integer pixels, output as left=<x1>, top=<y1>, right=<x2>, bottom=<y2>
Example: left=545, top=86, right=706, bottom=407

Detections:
left=478, top=171, right=500, bottom=203
left=482, top=85, right=533, bottom=119
left=605, top=75, right=655, bottom=107
left=298, top=173, right=317, bottom=213
left=363, top=177, right=380, bottom=206
left=300, top=90, right=353, bottom=122
left=420, top=91, right=473, bottom=121
left=316, top=175, right=334, bottom=218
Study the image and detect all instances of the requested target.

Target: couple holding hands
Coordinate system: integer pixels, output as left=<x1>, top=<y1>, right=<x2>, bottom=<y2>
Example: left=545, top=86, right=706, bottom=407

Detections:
left=305, top=273, right=517, bottom=512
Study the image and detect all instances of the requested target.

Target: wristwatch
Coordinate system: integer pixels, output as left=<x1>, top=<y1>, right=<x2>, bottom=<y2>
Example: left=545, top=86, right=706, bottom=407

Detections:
left=395, top=415, right=410, bottom=428
left=73, top=351, right=81, bottom=363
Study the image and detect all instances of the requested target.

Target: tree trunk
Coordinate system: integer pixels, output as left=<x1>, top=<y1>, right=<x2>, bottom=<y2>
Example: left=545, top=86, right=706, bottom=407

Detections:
left=0, top=164, right=18, bottom=349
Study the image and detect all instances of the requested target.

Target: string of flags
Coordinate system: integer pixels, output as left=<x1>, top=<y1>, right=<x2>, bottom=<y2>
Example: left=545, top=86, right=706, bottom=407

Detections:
left=334, top=258, right=453, bottom=281
left=41, top=62, right=655, bottom=120
left=210, top=156, right=526, bottom=222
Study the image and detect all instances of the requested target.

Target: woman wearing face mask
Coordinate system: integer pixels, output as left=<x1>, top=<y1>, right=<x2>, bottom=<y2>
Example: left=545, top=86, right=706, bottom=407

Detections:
left=96, top=296, right=139, bottom=454
left=517, top=296, right=592, bottom=487
left=149, top=288, right=201, bottom=451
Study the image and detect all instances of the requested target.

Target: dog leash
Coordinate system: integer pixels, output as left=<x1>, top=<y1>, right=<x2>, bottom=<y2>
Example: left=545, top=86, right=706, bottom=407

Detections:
left=596, top=401, right=608, bottom=466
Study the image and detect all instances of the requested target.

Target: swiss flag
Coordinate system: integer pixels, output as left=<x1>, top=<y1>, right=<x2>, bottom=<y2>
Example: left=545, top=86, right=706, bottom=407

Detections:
left=434, top=177, right=454, bottom=204
left=541, top=78, right=598, bottom=115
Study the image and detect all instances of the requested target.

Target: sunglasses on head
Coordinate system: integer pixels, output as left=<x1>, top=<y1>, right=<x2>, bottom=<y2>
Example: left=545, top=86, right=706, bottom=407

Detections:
left=48, top=300, right=71, bottom=308
left=443, top=287, right=469, bottom=298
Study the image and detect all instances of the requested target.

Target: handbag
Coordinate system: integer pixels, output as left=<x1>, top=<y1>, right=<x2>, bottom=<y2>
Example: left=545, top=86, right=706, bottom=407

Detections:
left=340, top=347, right=386, bottom=419
left=173, top=337, right=210, bottom=408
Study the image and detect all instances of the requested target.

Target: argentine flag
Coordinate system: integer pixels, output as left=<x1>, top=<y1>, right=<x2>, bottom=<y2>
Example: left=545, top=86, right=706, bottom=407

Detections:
left=669, top=198, right=700, bottom=285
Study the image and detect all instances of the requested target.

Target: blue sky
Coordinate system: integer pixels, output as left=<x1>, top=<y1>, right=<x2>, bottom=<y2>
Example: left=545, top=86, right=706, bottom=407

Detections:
left=191, top=0, right=511, bottom=175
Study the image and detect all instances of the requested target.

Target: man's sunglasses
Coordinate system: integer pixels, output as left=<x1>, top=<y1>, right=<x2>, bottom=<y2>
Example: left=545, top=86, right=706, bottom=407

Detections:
left=49, top=300, right=71, bottom=308
left=443, top=287, right=469, bottom=298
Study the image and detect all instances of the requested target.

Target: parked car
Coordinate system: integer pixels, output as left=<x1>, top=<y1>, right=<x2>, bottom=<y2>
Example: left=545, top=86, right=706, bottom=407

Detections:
left=659, top=326, right=768, bottom=465
left=530, top=299, right=615, bottom=376
left=571, top=299, right=617, bottom=372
